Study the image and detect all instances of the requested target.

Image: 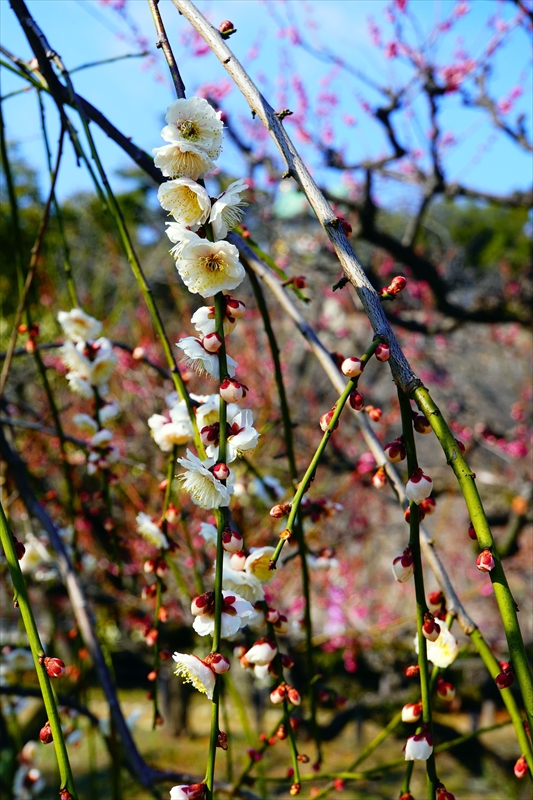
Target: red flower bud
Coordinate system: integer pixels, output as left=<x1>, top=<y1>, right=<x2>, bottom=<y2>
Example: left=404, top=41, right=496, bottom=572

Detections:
left=320, top=408, right=339, bottom=431
left=414, top=414, right=432, bottom=434
left=341, top=357, right=364, bottom=378
left=388, top=275, right=407, bottom=294
left=384, top=437, right=406, bottom=463
left=14, top=537, right=26, bottom=560
left=213, top=462, right=230, bottom=481
left=405, top=664, right=420, bottom=678
left=43, top=657, right=66, bottom=678
left=348, top=390, right=364, bottom=411
left=468, top=522, right=477, bottom=540
left=476, top=548, right=495, bottom=573
left=220, top=378, right=248, bottom=403
left=270, top=503, right=291, bottom=518
left=202, top=333, right=222, bottom=353
left=514, top=755, right=528, bottom=779
left=420, top=497, right=437, bottom=515
left=39, top=721, right=53, bottom=744
left=422, top=614, right=441, bottom=641
left=372, top=466, right=387, bottom=489
left=428, top=590, right=444, bottom=608
left=375, top=343, right=390, bottom=362
left=495, top=666, right=514, bottom=690
left=219, top=20, right=236, bottom=37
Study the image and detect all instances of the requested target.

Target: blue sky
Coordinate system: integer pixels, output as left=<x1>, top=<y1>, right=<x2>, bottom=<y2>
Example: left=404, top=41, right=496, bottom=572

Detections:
left=1, top=0, right=531, bottom=206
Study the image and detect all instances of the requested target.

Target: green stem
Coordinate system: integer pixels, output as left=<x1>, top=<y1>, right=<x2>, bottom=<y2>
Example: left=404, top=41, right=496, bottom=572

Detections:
left=413, top=386, right=533, bottom=735
left=470, top=628, right=533, bottom=773
left=270, top=337, right=382, bottom=567
left=0, top=503, right=78, bottom=798
left=398, top=388, right=438, bottom=800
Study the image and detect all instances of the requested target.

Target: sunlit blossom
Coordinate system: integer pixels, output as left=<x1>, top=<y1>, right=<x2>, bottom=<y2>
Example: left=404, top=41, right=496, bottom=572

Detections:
left=174, top=238, right=245, bottom=298
left=177, top=449, right=233, bottom=509
left=177, top=337, right=237, bottom=380
left=198, top=521, right=218, bottom=545
left=191, top=305, right=235, bottom=336
left=209, top=178, right=249, bottom=238
left=136, top=512, right=168, bottom=549
left=222, top=553, right=265, bottom=604
left=158, top=177, right=211, bottom=228
left=192, top=590, right=254, bottom=637
left=148, top=411, right=193, bottom=451
left=60, top=338, right=117, bottom=396
left=72, top=413, right=98, bottom=434
left=206, top=408, right=260, bottom=462
left=57, top=308, right=102, bottom=343
left=415, top=620, right=459, bottom=668
left=153, top=142, right=216, bottom=181
left=161, top=97, right=224, bottom=159
left=172, top=652, right=216, bottom=700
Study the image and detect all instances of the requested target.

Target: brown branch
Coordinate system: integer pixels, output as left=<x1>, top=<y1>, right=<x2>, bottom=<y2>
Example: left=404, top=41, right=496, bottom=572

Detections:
left=147, top=0, right=186, bottom=99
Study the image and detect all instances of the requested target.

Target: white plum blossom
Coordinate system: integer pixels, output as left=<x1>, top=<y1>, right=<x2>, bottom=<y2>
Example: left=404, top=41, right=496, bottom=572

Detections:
left=415, top=620, right=459, bottom=668
left=192, top=590, right=254, bottom=638
left=405, top=468, right=433, bottom=504
left=191, top=305, right=235, bottom=337
left=153, top=142, right=215, bottom=182
left=198, top=521, right=218, bottom=545
left=169, top=784, right=206, bottom=800
left=99, top=402, right=120, bottom=423
left=72, top=413, right=98, bottom=434
left=57, top=308, right=102, bottom=343
left=173, top=238, right=245, bottom=298
left=136, top=512, right=168, bottom=549
left=162, top=97, right=224, bottom=159
left=148, top=410, right=193, bottom=451
left=404, top=729, right=433, bottom=761
left=245, top=638, right=277, bottom=666
left=209, top=179, right=249, bottom=239
left=245, top=547, right=276, bottom=583
left=177, top=337, right=237, bottom=380
left=205, top=408, right=259, bottom=463
left=165, top=222, right=204, bottom=258
left=158, top=177, right=211, bottom=228
left=91, top=428, right=114, bottom=448
left=178, top=449, right=233, bottom=509
left=60, top=338, right=117, bottom=397
left=222, top=553, right=265, bottom=604
left=172, top=652, right=216, bottom=700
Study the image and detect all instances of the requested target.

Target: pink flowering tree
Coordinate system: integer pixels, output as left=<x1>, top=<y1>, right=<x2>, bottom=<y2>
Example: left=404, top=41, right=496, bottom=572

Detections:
left=0, top=2, right=531, bottom=800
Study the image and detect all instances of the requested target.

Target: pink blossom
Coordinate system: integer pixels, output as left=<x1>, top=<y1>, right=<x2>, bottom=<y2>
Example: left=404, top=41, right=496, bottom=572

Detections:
left=384, top=41, right=398, bottom=59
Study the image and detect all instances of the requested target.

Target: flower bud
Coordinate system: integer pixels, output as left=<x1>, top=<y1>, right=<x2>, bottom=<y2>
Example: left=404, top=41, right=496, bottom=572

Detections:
left=495, top=664, right=514, bottom=690
left=287, top=686, right=301, bottom=706
left=413, top=414, right=432, bottom=434
left=476, top=548, right=495, bottom=573
left=202, top=333, right=222, bottom=353
left=191, top=593, right=212, bottom=616
left=405, top=665, right=420, bottom=678
left=39, top=721, right=53, bottom=744
left=270, top=684, right=286, bottom=704
left=420, top=497, right=437, bottom=515
left=405, top=468, right=433, bottom=504
left=320, top=408, right=338, bottom=431
left=384, top=438, right=406, bottom=462
left=220, top=378, right=248, bottom=403
left=371, top=467, right=387, bottom=489
left=222, top=528, right=243, bottom=553
left=270, top=503, right=291, bottom=519
left=422, top=615, right=441, bottom=642
left=514, top=755, right=528, bottom=779
left=274, top=614, right=289, bottom=634
left=224, top=295, right=246, bottom=319
left=289, top=783, right=301, bottom=796
left=245, top=638, right=277, bottom=666
left=388, top=275, right=407, bottom=294
left=366, top=405, right=382, bottom=422
left=436, top=677, right=455, bottom=702
left=206, top=652, right=231, bottom=674
left=404, top=505, right=426, bottom=523
left=348, top=390, right=364, bottom=411
left=404, top=726, right=433, bottom=761
left=217, top=731, right=228, bottom=750
left=392, top=547, right=414, bottom=582
left=213, top=462, right=230, bottom=481
left=14, top=537, right=26, bottom=560
left=428, top=590, right=444, bottom=609
left=43, top=657, right=66, bottom=678
left=200, top=423, right=219, bottom=448
left=468, top=522, right=477, bottom=540
left=218, top=21, right=236, bottom=39
left=265, top=608, right=280, bottom=623
left=375, top=343, right=390, bottom=362
left=401, top=702, right=422, bottom=723
left=341, top=357, right=364, bottom=378
left=436, top=786, right=456, bottom=800
left=145, top=627, right=158, bottom=646
left=281, top=653, right=295, bottom=669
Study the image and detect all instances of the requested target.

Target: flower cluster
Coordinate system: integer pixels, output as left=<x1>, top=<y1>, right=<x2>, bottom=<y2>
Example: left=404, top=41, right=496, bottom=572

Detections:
left=57, top=308, right=119, bottom=475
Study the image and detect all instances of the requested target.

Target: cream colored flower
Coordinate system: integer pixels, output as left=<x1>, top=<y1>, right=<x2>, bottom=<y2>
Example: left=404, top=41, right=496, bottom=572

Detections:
left=57, top=308, right=102, bottom=343
left=191, top=305, right=235, bottom=337
left=162, top=97, right=224, bottom=159
left=415, top=620, right=459, bottom=668
left=72, top=414, right=98, bottom=434
left=158, top=178, right=211, bottom=228
left=176, top=337, right=237, bottom=380
left=148, top=413, right=192, bottom=451
left=222, top=553, right=265, bottom=604
left=60, top=338, right=116, bottom=396
left=136, top=512, right=168, bottom=549
left=153, top=142, right=216, bottom=181
left=209, top=179, right=248, bottom=239
left=177, top=449, right=233, bottom=509
left=172, top=652, right=215, bottom=700
left=174, top=239, right=245, bottom=298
